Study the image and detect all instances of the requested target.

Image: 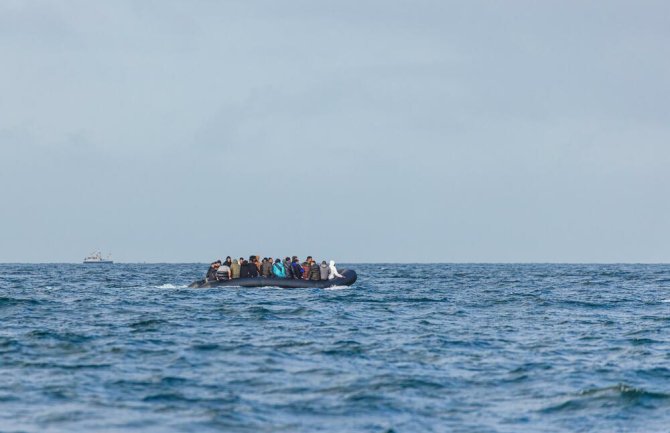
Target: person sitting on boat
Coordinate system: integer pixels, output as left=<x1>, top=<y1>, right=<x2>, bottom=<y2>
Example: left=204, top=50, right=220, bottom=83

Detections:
left=309, top=260, right=321, bottom=281
left=216, top=261, right=231, bottom=280
left=224, top=256, right=232, bottom=268
left=252, top=256, right=262, bottom=272
left=239, top=260, right=250, bottom=278
left=319, top=260, right=329, bottom=280
left=206, top=261, right=220, bottom=282
left=230, top=259, right=241, bottom=279
left=261, top=258, right=273, bottom=277
left=291, top=257, right=304, bottom=279
left=301, top=258, right=311, bottom=280
left=249, top=258, right=260, bottom=277
left=252, top=256, right=261, bottom=274
left=328, top=260, right=344, bottom=280
left=240, top=258, right=260, bottom=278
left=272, top=259, right=286, bottom=278
left=283, top=257, right=294, bottom=278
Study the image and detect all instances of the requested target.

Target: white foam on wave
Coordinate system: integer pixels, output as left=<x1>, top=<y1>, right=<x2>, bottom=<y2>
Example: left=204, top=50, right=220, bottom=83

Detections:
left=325, top=285, right=350, bottom=291
left=661, top=299, right=670, bottom=303
left=154, top=284, right=187, bottom=289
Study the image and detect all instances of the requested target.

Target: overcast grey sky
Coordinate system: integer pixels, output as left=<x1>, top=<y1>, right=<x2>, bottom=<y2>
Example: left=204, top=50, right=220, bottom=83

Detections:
left=1, top=1, right=668, bottom=263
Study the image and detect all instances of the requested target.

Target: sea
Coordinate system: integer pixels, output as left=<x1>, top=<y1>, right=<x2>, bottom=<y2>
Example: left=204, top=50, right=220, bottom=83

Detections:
left=1, top=263, right=670, bottom=433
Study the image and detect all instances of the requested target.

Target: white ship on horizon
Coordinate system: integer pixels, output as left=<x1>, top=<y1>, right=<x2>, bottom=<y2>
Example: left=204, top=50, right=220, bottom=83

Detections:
left=83, top=251, right=114, bottom=264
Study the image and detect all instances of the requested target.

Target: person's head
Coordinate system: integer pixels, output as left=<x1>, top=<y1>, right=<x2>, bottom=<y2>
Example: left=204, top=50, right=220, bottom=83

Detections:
left=307, top=256, right=312, bottom=263
left=225, top=256, right=231, bottom=262
left=292, top=256, right=298, bottom=261
left=285, top=257, right=290, bottom=262
left=330, top=260, right=335, bottom=266
left=233, top=259, right=238, bottom=264
left=321, top=260, right=326, bottom=266
left=249, top=255, right=255, bottom=262
left=275, top=258, right=281, bottom=264
left=239, top=257, right=244, bottom=262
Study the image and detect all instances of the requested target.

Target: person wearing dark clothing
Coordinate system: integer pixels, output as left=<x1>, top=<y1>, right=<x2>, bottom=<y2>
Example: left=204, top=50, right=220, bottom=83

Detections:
left=224, top=256, right=232, bottom=268
left=240, top=260, right=260, bottom=278
left=239, top=260, right=250, bottom=278
left=243, top=265, right=252, bottom=278
left=309, top=261, right=320, bottom=280
left=249, top=262, right=259, bottom=278
left=291, top=258, right=304, bottom=279
left=284, top=257, right=294, bottom=278
left=206, top=262, right=219, bottom=281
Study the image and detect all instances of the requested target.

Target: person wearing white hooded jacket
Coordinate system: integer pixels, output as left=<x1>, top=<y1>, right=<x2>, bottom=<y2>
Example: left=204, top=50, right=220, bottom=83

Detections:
left=328, top=260, right=344, bottom=280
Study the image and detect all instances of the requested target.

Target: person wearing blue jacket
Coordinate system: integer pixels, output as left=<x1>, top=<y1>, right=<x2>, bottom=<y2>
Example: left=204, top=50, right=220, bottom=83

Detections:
left=272, top=259, right=286, bottom=278
left=291, top=257, right=304, bottom=279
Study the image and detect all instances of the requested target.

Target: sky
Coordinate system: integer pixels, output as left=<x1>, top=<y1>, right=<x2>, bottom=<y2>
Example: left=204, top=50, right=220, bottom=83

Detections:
left=0, top=0, right=669, bottom=263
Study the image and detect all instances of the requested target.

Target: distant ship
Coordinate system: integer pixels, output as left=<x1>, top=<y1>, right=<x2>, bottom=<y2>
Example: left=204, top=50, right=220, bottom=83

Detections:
left=83, top=251, right=114, bottom=264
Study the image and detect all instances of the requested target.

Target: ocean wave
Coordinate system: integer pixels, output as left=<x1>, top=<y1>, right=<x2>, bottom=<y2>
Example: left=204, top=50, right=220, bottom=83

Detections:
left=129, top=319, right=169, bottom=331
left=4, top=262, right=670, bottom=432
left=153, top=283, right=187, bottom=289
left=324, top=285, right=350, bottom=291
left=319, top=340, right=365, bottom=356
left=540, top=384, right=670, bottom=414
left=25, top=330, right=93, bottom=343
left=0, top=296, right=41, bottom=307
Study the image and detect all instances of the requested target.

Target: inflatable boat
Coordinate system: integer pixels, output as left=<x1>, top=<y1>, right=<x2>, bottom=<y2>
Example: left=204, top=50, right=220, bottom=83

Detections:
left=188, top=269, right=357, bottom=289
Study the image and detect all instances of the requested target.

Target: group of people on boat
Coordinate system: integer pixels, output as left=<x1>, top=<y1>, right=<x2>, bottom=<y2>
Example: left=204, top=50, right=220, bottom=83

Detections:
left=205, top=255, right=344, bottom=282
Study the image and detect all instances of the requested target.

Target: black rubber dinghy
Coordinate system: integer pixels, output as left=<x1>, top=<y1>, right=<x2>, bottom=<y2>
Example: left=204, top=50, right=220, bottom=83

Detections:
left=188, top=269, right=357, bottom=289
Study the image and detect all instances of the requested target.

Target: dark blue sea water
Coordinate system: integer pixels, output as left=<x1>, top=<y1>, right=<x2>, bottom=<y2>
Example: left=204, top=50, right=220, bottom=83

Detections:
left=2, top=263, right=670, bottom=432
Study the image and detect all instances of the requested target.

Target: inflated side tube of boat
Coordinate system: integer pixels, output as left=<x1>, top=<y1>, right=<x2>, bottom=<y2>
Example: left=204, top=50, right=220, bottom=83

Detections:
left=188, top=269, right=357, bottom=289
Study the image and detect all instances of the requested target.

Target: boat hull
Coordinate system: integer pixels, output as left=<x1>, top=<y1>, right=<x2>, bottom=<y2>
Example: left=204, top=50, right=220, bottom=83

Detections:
left=188, top=269, right=357, bottom=289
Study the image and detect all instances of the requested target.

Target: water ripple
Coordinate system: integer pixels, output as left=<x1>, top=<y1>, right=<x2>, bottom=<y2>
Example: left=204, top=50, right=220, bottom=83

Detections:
left=1, top=263, right=670, bottom=432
